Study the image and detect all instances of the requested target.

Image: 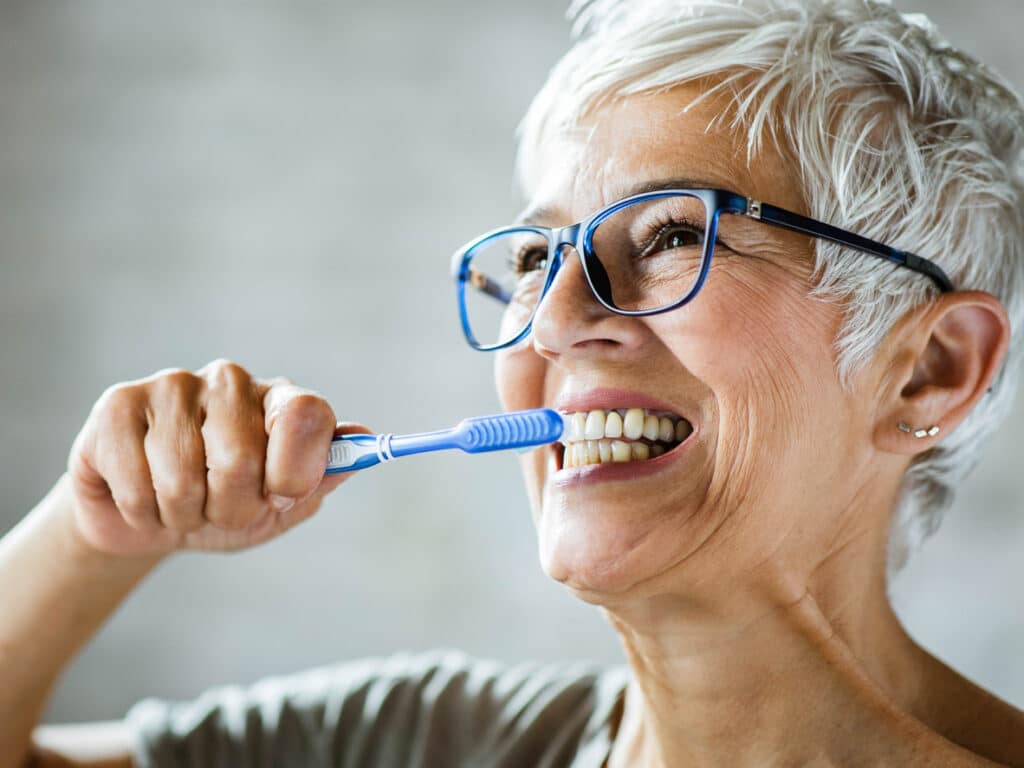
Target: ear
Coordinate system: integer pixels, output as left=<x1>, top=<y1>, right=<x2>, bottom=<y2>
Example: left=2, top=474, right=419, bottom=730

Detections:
left=873, top=290, right=1010, bottom=456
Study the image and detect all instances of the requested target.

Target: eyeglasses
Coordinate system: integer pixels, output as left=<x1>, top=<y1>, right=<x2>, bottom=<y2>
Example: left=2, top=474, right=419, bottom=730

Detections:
left=450, top=187, right=954, bottom=351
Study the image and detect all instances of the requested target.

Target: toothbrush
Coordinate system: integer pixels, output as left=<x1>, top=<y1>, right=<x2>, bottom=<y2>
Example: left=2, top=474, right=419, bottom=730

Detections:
left=324, top=408, right=564, bottom=474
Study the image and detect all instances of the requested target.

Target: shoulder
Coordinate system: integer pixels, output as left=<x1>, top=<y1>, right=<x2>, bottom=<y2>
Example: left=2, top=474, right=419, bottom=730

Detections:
left=305, top=649, right=629, bottom=745
left=916, top=651, right=1024, bottom=766
left=189, top=648, right=623, bottom=716
left=126, top=650, right=629, bottom=767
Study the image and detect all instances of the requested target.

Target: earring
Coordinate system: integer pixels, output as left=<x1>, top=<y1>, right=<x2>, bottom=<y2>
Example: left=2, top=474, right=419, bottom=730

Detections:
left=898, top=421, right=940, bottom=439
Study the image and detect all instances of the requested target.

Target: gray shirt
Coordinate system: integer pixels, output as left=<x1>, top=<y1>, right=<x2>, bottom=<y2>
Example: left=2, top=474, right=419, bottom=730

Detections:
left=126, top=650, right=630, bottom=767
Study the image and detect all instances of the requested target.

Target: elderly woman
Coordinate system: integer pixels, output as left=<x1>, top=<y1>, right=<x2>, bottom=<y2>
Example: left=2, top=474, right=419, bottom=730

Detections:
left=4, top=0, right=1024, bottom=766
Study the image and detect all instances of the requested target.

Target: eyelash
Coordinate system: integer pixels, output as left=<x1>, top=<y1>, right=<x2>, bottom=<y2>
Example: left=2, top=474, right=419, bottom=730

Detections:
left=505, top=217, right=734, bottom=277
left=509, top=248, right=547, bottom=277
left=639, top=216, right=732, bottom=257
left=637, top=216, right=703, bottom=256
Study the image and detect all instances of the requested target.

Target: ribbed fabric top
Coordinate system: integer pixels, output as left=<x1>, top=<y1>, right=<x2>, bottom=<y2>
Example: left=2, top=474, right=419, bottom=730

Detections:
left=126, top=650, right=630, bottom=768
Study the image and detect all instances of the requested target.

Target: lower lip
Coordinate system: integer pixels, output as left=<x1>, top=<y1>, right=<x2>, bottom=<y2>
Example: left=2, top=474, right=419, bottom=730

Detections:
left=550, top=429, right=698, bottom=487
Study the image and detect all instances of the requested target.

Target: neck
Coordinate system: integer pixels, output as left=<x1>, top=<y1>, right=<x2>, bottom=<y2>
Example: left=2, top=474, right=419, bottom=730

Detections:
left=602, top=536, right=945, bottom=767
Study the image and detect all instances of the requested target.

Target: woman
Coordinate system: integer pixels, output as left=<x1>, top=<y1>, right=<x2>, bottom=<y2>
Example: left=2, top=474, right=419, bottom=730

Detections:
left=4, top=0, right=1024, bottom=765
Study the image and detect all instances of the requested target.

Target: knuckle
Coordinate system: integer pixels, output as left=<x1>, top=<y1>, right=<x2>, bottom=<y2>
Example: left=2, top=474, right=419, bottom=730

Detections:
left=204, top=359, right=251, bottom=390
left=208, top=451, right=265, bottom=485
left=278, top=393, right=334, bottom=434
left=263, top=375, right=293, bottom=389
left=96, top=382, right=144, bottom=420
left=156, top=473, right=206, bottom=510
left=150, top=369, right=202, bottom=400
left=114, top=487, right=156, bottom=523
left=91, top=392, right=144, bottom=447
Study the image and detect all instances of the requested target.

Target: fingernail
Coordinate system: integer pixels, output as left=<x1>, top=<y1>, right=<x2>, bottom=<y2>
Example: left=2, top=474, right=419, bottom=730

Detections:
left=269, top=494, right=295, bottom=513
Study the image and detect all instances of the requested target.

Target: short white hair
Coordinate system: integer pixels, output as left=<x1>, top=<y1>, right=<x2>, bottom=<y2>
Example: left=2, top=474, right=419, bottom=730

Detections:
left=516, top=0, right=1024, bottom=573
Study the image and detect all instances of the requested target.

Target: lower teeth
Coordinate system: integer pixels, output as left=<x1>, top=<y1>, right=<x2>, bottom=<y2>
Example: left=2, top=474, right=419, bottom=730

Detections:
left=561, top=438, right=678, bottom=468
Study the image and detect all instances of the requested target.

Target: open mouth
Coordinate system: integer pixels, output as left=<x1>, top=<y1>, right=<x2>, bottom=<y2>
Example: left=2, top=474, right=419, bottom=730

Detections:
left=556, top=408, right=694, bottom=469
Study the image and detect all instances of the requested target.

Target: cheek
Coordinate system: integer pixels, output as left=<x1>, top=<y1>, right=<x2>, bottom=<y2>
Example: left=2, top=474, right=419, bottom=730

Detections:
left=496, top=345, right=551, bottom=525
left=656, top=269, right=845, bottom=508
left=494, top=342, right=548, bottom=412
left=678, top=264, right=838, bottom=419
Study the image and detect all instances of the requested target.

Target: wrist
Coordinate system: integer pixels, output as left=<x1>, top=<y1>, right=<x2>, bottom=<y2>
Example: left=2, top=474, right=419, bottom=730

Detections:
left=43, top=474, right=169, bottom=575
left=0, top=476, right=168, bottom=752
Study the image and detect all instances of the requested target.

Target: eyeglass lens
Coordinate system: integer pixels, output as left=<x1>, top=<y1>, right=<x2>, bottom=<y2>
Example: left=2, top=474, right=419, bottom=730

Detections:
left=461, top=193, right=709, bottom=348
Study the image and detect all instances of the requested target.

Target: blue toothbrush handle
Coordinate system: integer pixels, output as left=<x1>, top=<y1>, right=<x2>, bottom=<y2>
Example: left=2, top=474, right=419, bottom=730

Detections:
left=325, top=433, right=386, bottom=474
left=324, top=408, right=563, bottom=474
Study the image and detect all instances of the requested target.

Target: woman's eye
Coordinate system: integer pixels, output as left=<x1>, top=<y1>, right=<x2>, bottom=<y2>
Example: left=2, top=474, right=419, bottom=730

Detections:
left=658, top=226, right=703, bottom=251
left=514, top=248, right=547, bottom=276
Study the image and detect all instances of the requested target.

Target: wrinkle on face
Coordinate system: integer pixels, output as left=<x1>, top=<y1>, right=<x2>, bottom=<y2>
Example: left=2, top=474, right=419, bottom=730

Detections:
left=499, top=82, right=884, bottom=609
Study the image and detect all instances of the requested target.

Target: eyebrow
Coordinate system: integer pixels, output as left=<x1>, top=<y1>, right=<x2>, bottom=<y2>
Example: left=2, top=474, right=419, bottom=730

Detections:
left=514, top=177, right=724, bottom=227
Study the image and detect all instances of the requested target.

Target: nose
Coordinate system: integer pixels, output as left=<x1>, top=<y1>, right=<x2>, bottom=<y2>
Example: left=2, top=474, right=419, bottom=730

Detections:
left=530, top=243, right=645, bottom=362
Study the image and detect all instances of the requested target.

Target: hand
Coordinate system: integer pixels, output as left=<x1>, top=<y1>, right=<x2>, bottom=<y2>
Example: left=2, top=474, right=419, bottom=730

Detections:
left=65, top=360, right=368, bottom=557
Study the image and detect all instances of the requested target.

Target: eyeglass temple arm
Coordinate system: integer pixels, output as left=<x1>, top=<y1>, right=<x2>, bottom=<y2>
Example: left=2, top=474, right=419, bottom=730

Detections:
left=467, top=267, right=512, bottom=304
left=749, top=201, right=955, bottom=293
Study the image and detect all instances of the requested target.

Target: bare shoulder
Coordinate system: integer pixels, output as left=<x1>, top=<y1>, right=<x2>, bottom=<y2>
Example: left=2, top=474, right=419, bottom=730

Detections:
left=24, top=721, right=133, bottom=768
left=918, top=652, right=1024, bottom=767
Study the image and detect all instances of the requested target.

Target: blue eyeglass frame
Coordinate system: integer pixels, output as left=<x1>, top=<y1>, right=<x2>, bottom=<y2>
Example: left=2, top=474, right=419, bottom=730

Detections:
left=450, top=188, right=955, bottom=352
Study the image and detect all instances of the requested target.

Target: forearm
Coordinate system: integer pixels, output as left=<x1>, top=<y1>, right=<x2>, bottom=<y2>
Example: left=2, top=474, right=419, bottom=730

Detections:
left=0, top=476, right=164, bottom=766
left=0, top=362, right=350, bottom=767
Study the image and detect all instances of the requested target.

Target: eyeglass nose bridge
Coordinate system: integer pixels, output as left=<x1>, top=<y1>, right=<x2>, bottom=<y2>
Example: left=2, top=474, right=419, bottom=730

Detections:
left=540, top=222, right=616, bottom=310
left=541, top=222, right=586, bottom=290
left=549, top=223, right=582, bottom=260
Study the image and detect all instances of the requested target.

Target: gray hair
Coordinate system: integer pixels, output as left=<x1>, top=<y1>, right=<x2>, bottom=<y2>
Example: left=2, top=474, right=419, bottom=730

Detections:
left=515, top=0, right=1024, bottom=573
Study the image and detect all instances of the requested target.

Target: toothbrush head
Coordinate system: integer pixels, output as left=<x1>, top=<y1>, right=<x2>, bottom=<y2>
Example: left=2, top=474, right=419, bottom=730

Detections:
left=456, top=408, right=564, bottom=454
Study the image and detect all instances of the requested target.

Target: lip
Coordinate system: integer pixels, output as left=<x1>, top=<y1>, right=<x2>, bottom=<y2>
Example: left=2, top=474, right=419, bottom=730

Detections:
left=553, top=387, right=695, bottom=422
left=548, top=387, right=699, bottom=486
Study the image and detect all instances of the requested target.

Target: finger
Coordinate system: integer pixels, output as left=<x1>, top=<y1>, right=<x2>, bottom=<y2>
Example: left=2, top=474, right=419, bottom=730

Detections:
left=334, top=422, right=374, bottom=437
left=274, top=422, right=373, bottom=528
left=143, top=371, right=207, bottom=532
left=200, top=360, right=267, bottom=530
left=88, top=385, right=162, bottom=532
left=260, top=384, right=338, bottom=504
left=68, top=421, right=114, bottom=509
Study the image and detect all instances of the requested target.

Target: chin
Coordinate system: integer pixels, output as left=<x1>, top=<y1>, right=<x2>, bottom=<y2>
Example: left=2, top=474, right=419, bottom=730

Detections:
left=535, top=488, right=698, bottom=601
left=522, top=431, right=712, bottom=600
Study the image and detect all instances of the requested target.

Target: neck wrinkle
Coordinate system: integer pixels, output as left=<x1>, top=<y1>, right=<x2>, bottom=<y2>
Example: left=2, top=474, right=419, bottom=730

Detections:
left=602, top=533, right=930, bottom=767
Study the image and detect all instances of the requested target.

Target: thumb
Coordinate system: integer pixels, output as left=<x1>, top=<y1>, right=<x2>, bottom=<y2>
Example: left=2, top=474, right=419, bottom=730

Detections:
left=277, top=420, right=375, bottom=529
left=333, top=421, right=374, bottom=438
left=315, top=420, right=375, bottom=494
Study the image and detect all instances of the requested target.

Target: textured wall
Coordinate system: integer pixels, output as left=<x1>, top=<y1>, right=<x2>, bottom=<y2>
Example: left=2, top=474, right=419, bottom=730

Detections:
left=0, top=0, right=1021, bottom=723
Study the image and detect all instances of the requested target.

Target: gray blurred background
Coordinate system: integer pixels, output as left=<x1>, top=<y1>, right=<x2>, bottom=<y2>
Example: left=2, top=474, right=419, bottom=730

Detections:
left=1, top=0, right=1022, bottom=723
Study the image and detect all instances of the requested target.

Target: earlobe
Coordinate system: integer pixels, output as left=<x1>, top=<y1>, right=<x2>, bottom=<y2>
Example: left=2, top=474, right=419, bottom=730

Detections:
left=872, top=290, right=1010, bottom=456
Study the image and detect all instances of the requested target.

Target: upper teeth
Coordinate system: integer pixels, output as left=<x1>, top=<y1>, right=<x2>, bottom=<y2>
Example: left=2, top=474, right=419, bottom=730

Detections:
left=557, top=408, right=693, bottom=469
left=561, top=408, right=690, bottom=444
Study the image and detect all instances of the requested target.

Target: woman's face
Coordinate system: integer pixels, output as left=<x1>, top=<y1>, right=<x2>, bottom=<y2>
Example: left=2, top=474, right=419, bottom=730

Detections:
left=497, top=84, right=886, bottom=602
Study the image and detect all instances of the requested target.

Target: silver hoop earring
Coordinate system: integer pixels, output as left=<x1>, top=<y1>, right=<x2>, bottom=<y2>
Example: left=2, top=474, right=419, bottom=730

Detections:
left=898, top=421, right=940, bottom=439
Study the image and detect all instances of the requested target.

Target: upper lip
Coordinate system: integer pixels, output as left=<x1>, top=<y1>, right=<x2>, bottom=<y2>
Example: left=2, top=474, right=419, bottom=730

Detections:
left=552, top=387, right=695, bottom=425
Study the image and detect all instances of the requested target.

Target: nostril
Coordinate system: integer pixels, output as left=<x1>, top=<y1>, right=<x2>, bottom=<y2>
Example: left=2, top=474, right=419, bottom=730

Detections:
left=532, top=338, right=560, bottom=361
